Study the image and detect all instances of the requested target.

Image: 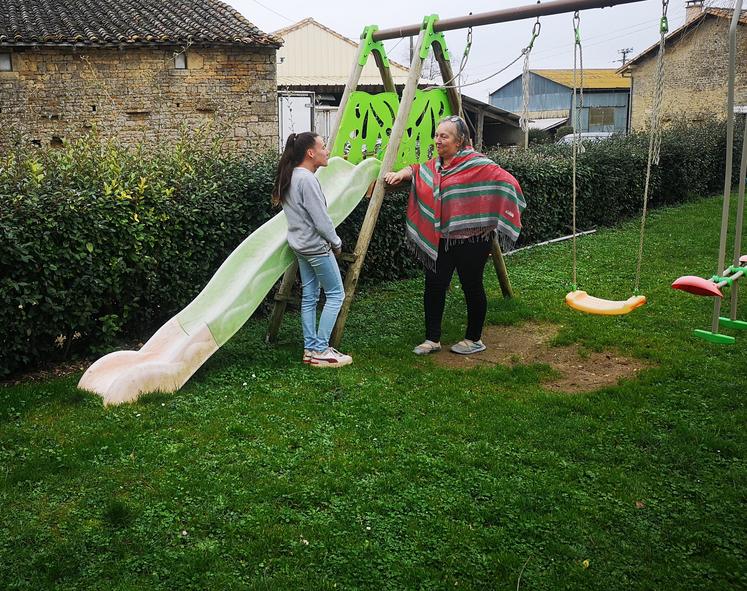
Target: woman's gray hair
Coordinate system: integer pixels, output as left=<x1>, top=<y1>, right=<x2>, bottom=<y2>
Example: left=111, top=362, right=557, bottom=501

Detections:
left=438, top=115, right=471, bottom=149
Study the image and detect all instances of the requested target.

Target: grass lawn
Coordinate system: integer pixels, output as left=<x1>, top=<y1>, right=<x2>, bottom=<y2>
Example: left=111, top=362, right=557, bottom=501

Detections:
left=1, top=195, right=745, bottom=590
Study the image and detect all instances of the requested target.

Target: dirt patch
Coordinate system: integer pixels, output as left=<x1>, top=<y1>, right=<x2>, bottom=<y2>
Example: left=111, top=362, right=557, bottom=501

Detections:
left=1, top=359, right=91, bottom=387
left=432, top=322, right=650, bottom=393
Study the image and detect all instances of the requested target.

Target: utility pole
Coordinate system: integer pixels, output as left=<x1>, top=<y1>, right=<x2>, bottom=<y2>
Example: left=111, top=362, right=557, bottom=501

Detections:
left=616, top=47, right=634, bottom=65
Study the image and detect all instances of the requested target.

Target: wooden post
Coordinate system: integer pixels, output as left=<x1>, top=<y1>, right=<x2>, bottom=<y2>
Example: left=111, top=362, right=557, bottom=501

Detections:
left=373, top=51, right=397, bottom=94
left=330, top=28, right=428, bottom=348
left=491, top=239, right=514, bottom=298
left=433, top=43, right=462, bottom=117
left=476, top=109, right=485, bottom=151
left=329, top=42, right=368, bottom=148
left=265, top=261, right=298, bottom=343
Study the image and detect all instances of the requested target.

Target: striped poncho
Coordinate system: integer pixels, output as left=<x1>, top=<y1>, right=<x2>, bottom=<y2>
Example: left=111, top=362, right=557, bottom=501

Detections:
left=405, top=147, right=526, bottom=268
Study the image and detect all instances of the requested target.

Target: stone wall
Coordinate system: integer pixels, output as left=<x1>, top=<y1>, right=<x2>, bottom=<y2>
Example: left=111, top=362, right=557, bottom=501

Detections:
left=0, top=45, right=278, bottom=153
left=629, top=17, right=747, bottom=130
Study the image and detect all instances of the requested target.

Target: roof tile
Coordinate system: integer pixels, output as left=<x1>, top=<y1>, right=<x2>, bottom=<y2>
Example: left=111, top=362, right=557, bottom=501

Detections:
left=0, top=0, right=282, bottom=48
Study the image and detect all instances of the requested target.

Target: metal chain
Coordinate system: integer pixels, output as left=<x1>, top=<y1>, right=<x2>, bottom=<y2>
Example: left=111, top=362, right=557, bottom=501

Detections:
left=571, top=10, right=582, bottom=289
left=457, top=22, right=473, bottom=118
left=634, top=0, right=669, bottom=292
left=520, top=17, right=542, bottom=145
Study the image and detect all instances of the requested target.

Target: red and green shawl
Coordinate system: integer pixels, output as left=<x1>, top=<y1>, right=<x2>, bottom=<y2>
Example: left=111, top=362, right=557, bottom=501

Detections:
left=405, top=148, right=526, bottom=268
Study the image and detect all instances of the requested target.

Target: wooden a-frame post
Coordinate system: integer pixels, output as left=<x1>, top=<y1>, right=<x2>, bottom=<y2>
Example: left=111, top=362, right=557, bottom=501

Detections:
left=328, top=25, right=429, bottom=347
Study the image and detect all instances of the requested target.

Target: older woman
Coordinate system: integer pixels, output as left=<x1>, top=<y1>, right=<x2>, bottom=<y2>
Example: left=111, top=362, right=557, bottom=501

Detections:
left=385, top=115, right=526, bottom=355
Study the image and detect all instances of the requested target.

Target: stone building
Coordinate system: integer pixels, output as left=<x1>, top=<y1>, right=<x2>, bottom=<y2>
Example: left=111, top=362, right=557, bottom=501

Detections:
left=619, top=1, right=747, bottom=130
left=0, top=0, right=282, bottom=152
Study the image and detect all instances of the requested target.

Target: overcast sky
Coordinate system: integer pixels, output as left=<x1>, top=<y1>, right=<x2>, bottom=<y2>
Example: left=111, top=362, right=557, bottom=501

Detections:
left=225, top=0, right=726, bottom=102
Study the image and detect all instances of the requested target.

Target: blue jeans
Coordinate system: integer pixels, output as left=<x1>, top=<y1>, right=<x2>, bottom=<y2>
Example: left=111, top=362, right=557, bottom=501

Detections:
left=296, top=251, right=345, bottom=351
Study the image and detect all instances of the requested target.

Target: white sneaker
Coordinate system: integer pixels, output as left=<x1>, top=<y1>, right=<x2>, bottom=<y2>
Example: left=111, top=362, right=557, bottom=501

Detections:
left=450, top=339, right=486, bottom=355
left=303, top=349, right=314, bottom=364
left=413, top=340, right=442, bottom=355
left=310, top=347, right=353, bottom=368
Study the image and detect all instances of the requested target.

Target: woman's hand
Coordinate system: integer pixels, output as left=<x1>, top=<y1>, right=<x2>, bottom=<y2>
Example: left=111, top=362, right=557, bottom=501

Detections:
left=384, top=166, right=412, bottom=186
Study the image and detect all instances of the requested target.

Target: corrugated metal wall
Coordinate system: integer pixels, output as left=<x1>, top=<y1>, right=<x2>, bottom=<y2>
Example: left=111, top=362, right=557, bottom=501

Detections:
left=489, top=72, right=629, bottom=132
left=489, top=74, right=571, bottom=113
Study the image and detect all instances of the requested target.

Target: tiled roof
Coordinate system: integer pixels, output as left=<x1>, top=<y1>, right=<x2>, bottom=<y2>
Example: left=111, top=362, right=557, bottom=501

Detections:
left=0, top=0, right=282, bottom=48
left=619, top=8, right=746, bottom=70
left=532, top=69, right=631, bottom=90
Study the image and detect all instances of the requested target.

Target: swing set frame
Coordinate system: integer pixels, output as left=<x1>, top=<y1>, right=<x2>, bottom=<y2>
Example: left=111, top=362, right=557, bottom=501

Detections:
left=671, top=0, right=747, bottom=344
left=266, top=0, right=649, bottom=347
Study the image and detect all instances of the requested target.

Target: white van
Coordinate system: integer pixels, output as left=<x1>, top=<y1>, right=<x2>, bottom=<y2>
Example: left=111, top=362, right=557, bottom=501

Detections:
left=557, top=131, right=614, bottom=144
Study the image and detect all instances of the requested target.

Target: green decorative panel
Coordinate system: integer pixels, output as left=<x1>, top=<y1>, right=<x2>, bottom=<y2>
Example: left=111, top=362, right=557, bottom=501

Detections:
left=331, top=89, right=453, bottom=171
left=332, top=91, right=398, bottom=166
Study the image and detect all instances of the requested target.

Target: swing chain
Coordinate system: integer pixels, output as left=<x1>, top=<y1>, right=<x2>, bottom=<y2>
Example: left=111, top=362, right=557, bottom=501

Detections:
left=570, top=10, right=583, bottom=289
left=634, top=0, right=669, bottom=292
left=520, top=17, right=542, bottom=137
left=455, top=19, right=473, bottom=118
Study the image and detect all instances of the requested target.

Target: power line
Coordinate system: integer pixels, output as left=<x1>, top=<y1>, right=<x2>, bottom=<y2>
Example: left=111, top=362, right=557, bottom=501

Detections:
left=468, top=7, right=686, bottom=71
left=247, top=0, right=295, bottom=23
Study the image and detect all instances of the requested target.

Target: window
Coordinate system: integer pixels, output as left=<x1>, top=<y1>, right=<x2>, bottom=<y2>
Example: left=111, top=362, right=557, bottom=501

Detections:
left=174, top=52, right=187, bottom=69
left=588, top=107, right=615, bottom=131
left=0, top=53, right=11, bottom=72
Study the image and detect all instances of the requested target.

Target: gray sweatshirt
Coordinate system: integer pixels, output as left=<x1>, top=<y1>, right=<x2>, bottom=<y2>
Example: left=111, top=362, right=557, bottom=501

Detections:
left=283, top=167, right=342, bottom=255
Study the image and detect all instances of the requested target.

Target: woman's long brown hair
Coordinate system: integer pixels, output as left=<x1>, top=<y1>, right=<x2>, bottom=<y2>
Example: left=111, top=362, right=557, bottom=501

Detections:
left=271, top=132, right=320, bottom=207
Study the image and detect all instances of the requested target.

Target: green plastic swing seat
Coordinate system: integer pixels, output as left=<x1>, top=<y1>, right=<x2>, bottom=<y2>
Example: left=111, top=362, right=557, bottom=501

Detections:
left=565, top=290, right=647, bottom=316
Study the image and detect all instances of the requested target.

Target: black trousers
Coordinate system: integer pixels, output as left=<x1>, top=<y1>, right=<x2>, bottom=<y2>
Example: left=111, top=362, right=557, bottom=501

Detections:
left=424, top=238, right=492, bottom=342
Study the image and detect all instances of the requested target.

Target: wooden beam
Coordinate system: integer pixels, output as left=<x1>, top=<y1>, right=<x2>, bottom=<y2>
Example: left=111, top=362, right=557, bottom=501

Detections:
left=265, top=260, right=299, bottom=343
left=329, top=41, right=367, bottom=148
left=476, top=109, right=485, bottom=150
left=373, top=51, right=397, bottom=94
left=330, top=28, right=428, bottom=348
left=433, top=43, right=462, bottom=117
left=491, top=239, right=514, bottom=298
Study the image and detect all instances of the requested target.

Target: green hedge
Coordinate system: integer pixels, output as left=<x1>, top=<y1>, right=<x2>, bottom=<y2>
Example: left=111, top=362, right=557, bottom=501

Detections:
left=0, top=119, right=743, bottom=377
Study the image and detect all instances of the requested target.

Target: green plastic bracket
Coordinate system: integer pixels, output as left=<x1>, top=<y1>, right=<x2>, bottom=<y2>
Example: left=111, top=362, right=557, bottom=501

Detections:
left=359, top=25, right=390, bottom=68
left=711, top=274, right=734, bottom=287
left=719, top=317, right=747, bottom=331
left=420, top=14, right=450, bottom=61
left=660, top=16, right=669, bottom=34
left=728, top=265, right=747, bottom=274
left=693, top=329, right=735, bottom=345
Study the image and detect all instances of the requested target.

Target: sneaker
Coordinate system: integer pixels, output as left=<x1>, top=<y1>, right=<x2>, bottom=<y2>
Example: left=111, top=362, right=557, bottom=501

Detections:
left=450, top=339, right=486, bottom=355
left=310, top=347, right=353, bottom=368
left=303, top=349, right=314, bottom=364
left=413, top=340, right=442, bottom=355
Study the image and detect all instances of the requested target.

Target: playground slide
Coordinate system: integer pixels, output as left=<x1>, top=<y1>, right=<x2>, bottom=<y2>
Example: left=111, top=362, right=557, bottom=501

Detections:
left=78, top=157, right=382, bottom=405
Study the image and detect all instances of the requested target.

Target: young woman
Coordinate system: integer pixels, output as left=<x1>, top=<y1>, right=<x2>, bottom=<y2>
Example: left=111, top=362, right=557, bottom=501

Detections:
left=385, top=115, right=526, bottom=356
left=271, top=132, right=352, bottom=368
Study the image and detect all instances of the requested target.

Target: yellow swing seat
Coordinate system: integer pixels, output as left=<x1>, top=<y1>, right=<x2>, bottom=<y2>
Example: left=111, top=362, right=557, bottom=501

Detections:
left=565, top=290, right=647, bottom=316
